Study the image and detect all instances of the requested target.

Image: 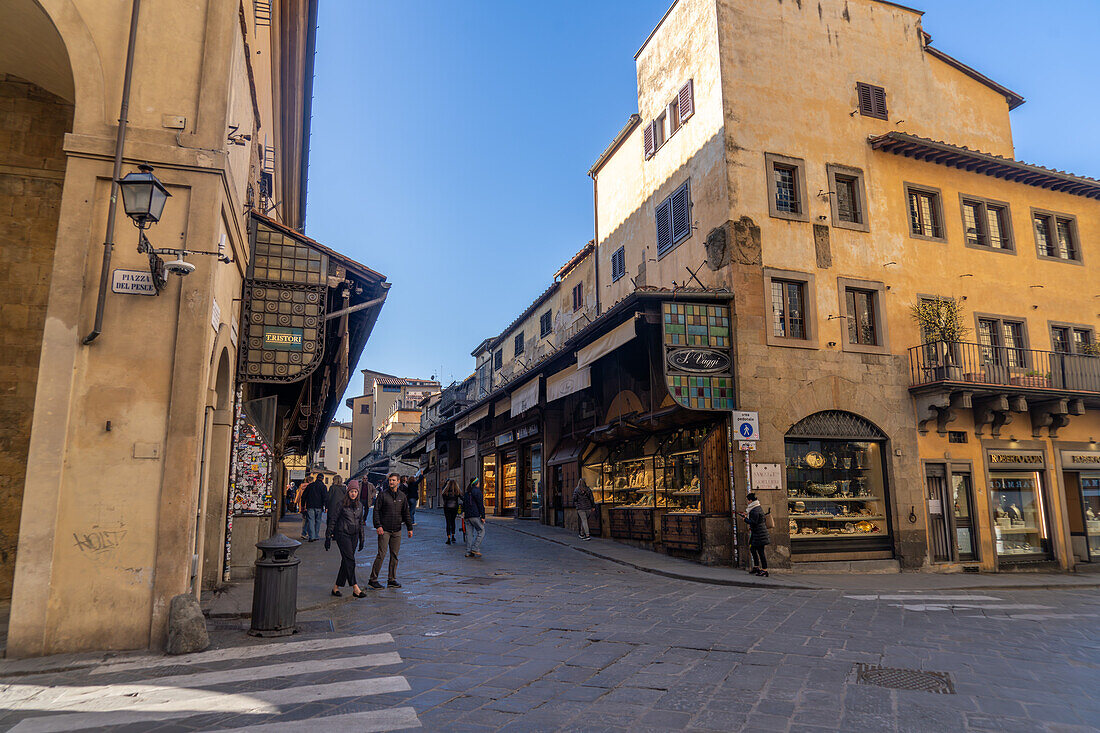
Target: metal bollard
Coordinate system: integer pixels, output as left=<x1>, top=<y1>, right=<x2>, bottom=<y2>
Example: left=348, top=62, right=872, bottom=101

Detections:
left=249, top=533, right=302, bottom=637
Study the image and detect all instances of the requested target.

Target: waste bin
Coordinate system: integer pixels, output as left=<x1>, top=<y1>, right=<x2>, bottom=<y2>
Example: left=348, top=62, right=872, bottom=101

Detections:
left=249, top=533, right=301, bottom=637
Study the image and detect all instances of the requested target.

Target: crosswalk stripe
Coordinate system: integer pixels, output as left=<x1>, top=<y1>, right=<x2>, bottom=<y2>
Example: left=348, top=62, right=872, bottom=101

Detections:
left=201, top=706, right=421, bottom=733
left=89, top=633, right=394, bottom=675
left=8, top=676, right=412, bottom=733
left=0, top=652, right=403, bottom=708
left=844, top=594, right=1002, bottom=601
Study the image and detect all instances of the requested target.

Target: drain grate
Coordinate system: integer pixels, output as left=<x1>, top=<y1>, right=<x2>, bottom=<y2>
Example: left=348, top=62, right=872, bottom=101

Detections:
left=851, top=664, right=955, bottom=694
left=458, top=577, right=503, bottom=585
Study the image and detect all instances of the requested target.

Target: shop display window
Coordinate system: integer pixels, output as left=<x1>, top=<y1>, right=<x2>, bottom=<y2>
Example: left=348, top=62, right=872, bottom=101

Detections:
left=582, top=427, right=709, bottom=513
left=525, top=445, right=542, bottom=516
left=991, top=473, right=1050, bottom=558
left=661, top=427, right=707, bottom=514
left=502, top=452, right=518, bottom=510
left=785, top=439, right=889, bottom=542
left=481, top=455, right=497, bottom=512
left=1083, top=475, right=1100, bottom=559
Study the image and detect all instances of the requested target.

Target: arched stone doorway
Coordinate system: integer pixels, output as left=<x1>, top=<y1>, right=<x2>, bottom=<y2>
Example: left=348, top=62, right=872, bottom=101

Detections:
left=0, top=0, right=75, bottom=599
left=199, top=338, right=235, bottom=592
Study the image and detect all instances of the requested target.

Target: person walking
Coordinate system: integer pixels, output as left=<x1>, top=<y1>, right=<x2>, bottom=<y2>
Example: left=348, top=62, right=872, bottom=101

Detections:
left=402, top=471, right=422, bottom=526
left=369, top=473, right=413, bottom=589
left=325, top=483, right=366, bottom=598
left=572, top=477, right=596, bottom=541
left=326, top=476, right=347, bottom=520
left=301, top=473, right=327, bottom=542
left=463, top=476, right=486, bottom=558
left=441, top=479, right=462, bottom=545
left=739, top=492, right=771, bottom=577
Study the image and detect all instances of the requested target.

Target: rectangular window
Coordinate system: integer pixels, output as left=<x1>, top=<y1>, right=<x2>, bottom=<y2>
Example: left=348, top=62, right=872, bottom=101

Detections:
left=493, top=349, right=503, bottom=371
left=773, top=165, right=799, bottom=214
left=856, top=82, right=888, bottom=120
left=382, top=385, right=401, bottom=393
left=960, top=196, right=1012, bottom=250
left=668, top=98, right=680, bottom=135
left=845, top=288, right=878, bottom=346
left=572, top=283, right=583, bottom=312
left=539, top=310, right=552, bottom=337
left=1073, top=328, right=1093, bottom=353
left=611, top=247, right=626, bottom=282
left=360, top=404, right=369, bottom=414
left=514, top=332, right=524, bottom=357
left=826, top=165, right=867, bottom=231
left=907, top=185, right=944, bottom=240
left=1051, top=326, right=1070, bottom=354
left=978, top=316, right=1027, bottom=368
left=1034, top=210, right=1081, bottom=262
left=771, top=279, right=806, bottom=340
left=653, top=111, right=666, bottom=149
left=655, top=181, right=692, bottom=256
left=766, top=153, right=807, bottom=221
left=1051, top=324, right=1095, bottom=354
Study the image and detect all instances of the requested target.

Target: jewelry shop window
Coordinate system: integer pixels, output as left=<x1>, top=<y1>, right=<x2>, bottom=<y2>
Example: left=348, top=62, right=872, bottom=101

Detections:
left=784, top=411, right=893, bottom=554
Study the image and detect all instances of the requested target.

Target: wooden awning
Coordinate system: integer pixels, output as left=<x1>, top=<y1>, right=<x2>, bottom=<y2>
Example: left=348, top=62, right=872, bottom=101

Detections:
left=870, top=132, right=1100, bottom=200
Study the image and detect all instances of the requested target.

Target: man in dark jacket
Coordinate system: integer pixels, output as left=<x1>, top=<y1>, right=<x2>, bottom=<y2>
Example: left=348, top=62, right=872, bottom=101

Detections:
left=326, top=476, right=347, bottom=520
left=302, top=473, right=328, bottom=541
left=463, top=477, right=486, bottom=558
left=369, top=472, right=413, bottom=588
left=403, top=471, right=423, bottom=525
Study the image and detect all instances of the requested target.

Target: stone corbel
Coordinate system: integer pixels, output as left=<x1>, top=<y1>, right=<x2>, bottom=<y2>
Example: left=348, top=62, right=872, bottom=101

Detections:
left=974, top=394, right=1027, bottom=437
left=915, top=390, right=972, bottom=435
left=1030, top=398, right=1085, bottom=438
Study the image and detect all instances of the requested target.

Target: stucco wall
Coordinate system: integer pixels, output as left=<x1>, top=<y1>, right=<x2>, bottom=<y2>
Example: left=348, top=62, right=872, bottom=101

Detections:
left=0, top=75, right=72, bottom=598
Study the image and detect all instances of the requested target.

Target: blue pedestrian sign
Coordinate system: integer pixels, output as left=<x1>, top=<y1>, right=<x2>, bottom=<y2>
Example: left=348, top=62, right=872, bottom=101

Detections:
left=734, top=411, right=759, bottom=441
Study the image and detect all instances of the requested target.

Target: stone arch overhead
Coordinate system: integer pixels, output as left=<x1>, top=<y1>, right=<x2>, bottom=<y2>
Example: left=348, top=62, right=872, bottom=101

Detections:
left=770, top=374, right=894, bottom=437
left=35, top=0, right=107, bottom=132
left=208, top=324, right=235, bottom=410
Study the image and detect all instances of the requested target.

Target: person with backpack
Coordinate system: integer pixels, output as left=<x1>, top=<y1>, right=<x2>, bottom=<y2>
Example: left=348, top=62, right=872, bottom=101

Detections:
left=572, top=478, right=596, bottom=540
left=441, top=479, right=462, bottom=545
left=463, top=477, right=486, bottom=558
left=738, top=492, right=771, bottom=577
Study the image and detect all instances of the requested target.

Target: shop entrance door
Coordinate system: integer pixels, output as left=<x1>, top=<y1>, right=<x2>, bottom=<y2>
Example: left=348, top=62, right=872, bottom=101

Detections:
left=925, top=466, right=952, bottom=563
left=481, top=455, right=497, bottom=515
left=524, top=444, right=542, bottom=520
left=1078, top=473, right=1100, bottom=562
left=501, top=450, right=518, bottom=515
left=951, top=472, right=978, bottom=561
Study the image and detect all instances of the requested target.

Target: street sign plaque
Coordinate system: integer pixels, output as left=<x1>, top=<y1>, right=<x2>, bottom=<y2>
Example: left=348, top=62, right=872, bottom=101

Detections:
left=734, top=411, right=759, bottom=441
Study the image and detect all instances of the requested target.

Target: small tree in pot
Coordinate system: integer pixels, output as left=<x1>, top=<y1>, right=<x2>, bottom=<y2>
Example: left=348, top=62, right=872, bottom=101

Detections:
left=910, top=298, right=970, bottom=381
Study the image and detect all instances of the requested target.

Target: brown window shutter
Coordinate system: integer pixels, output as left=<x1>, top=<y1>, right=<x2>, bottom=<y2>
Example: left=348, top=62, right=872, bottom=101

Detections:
left=857, top=83, right=874, bottom=115
left=643, top=122, right=656, bottom=158
left=872, top=86, right=887, bottom=119
left=678, top=79, right=694, bottom=123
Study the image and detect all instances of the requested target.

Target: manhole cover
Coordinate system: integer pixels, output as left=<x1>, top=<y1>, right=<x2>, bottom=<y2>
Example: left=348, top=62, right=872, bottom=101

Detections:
left=851, top=664, right=955, bottom=694
left=296, top=620, right=334, bottom=634
left=458, top=577, right=503, bottom=585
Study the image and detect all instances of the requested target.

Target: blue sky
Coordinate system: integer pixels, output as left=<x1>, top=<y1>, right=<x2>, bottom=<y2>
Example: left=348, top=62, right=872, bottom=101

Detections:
left=306, top=0, right=1100, bottom=415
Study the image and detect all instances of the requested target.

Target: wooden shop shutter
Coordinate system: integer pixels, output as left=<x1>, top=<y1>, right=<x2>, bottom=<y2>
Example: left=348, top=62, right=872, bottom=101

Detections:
left=701, top=421, right=730, bottom=515
left=643, top=121, right=656, bottom=159
left=857, top=82, right=887, bottom=120
left=678, top=79, right=694, bottom=123
left=655, top=197, right=673, bottom=253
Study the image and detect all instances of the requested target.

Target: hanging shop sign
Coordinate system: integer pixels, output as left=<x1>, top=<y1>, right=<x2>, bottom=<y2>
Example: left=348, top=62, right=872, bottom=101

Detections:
left=667, top=348, right=730, bottom=374
left=111, top=268, right=157, bottom=295
left=662, top=301, right=735, bottom=411
left=547, top=363, right=591, bottom=402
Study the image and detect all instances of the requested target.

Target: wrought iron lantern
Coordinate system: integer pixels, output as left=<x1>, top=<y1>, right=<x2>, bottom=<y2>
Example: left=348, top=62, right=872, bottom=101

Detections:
left=118, top=163, right=171, bottom=229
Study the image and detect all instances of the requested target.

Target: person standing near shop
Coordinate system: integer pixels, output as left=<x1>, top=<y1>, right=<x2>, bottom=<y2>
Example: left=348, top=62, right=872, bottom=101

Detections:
left=572, top=477, right=596, bottom=541
left=739, top=492, right=770, bottom=577
left=403, top=471, right=423, bottom=526
left=464, top=477, right=486, bottom=558
left=326, top=476, right=346, bottom=521
left=301, top=473, right=328, bottom=542
left=369, top=473, right=413, bottom=589
left=325, top=483, right=366, bottom=598
left=441, top=479, right=462, bottom=545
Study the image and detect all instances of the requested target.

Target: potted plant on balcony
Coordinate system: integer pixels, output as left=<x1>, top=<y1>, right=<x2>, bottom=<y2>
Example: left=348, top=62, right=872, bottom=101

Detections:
left=910, top=298, right=969, bottom=382
left=1010, top=370, right=1051, bottom=388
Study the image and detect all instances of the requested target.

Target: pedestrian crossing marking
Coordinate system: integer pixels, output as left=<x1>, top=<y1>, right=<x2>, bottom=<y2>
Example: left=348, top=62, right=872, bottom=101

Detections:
left=89, top=632, right=394, bottom=675
left=0, top=652, right=402, bottom=708
left=204, top=706, right=421, bottom=732
left=8, top=676, right=411, bottom=733
left=844, top=594, right=1002, bottom=601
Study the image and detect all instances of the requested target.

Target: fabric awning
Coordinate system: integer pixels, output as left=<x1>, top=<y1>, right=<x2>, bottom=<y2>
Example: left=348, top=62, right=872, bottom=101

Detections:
left=455, top=403, right=490, bottom=434
left=510, top=376, right=540, bottom=417
left=576, top=316, right=637, bottom=369
left=494, top=396, right=511, bottom=416
left=547, top=363, right=591, bottom=402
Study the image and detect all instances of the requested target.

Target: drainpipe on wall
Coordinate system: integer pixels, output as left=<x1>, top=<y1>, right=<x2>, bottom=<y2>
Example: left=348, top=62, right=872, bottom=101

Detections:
left=83, top=0, right=142, bottom=345
left=590, top=172, right=600, bottom=316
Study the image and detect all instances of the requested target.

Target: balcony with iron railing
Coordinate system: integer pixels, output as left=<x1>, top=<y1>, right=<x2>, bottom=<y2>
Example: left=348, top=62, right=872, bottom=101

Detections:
left=909, top=341, right=1100, bottom=395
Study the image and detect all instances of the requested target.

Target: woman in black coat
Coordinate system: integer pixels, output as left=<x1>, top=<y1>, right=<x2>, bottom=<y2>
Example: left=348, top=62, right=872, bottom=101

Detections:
left=739, top=491, right=770, bottom=577
left=326, top=484, right=366, bottom=597
left=441, top=479, right=462, bottom=545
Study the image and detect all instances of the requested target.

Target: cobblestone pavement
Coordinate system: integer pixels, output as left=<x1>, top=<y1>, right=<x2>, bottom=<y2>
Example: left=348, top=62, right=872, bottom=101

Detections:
left=1, top=511, right=1098, bottom=732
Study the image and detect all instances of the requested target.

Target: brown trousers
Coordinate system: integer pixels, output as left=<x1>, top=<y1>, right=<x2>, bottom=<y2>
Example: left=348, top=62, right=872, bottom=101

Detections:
left=370, top=530, right=402, bottom=582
